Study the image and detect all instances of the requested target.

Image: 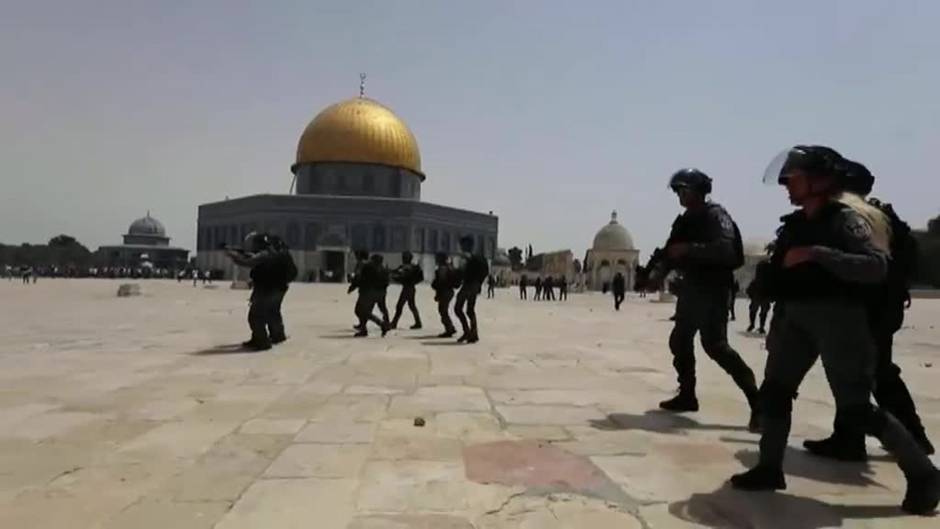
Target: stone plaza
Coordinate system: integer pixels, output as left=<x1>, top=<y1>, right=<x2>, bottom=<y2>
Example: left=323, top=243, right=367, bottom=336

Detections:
left=1, top=279, right=938, bottom=528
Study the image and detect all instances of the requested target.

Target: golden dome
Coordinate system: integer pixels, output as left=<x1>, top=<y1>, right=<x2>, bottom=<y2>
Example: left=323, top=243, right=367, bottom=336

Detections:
left=294, top=97, right=422, bottom=177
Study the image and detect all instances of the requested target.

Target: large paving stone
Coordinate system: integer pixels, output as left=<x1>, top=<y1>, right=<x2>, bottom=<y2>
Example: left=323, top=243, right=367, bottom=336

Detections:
left=100, top=499, right=230, bottom=529
left=264, top=443, right=370, bottom=478
left=357, top=460, right=517, bottom=513
left=348, top=514, right=474, bottom=529
left=295, top=421, right=376, bottom=444
left=215, top=478, right=357, bottom=529
left=496, top=404, right=604, bottom=426
left=388, top=386, right=491, bottom=416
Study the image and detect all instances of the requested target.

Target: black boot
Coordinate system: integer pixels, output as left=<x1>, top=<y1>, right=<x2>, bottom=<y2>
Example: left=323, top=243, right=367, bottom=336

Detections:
left=456, top=334, right=469, bottom=343
left=903, top=469, right=940, bottom=515
left=467, top=331, right=479, bottom=344
left=438, top=330, right=456, bottom=338
left=410, top=322, right=422, bottom=330
left=746, top=325, right=754, bottom=333
left=913, top=430, right=936, bottom=456
left=803, top=435, right=868, bottom=462
left=730, top=465, right=786, bottom=491
left=659, top=392, right=699, bottom=412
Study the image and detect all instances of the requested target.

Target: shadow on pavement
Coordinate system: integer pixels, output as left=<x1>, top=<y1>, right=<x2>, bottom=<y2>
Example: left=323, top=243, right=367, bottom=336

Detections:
left=419, top=340, right=467, bottom=347
left=318, top=333, right=365, bottom=339
left=734, top=448, right=881, bottom=487
left=669, top=484, right=910, bottom=529
left=590, top=410, right=751, bottom=434
left=189, top=343, right=260, bottom=355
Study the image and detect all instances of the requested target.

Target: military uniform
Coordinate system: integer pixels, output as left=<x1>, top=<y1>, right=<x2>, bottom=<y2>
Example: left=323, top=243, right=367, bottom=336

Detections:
left=230, top=240, right=296, bottom=350
left=354, top=259, right=389, bottom=337
left=732, top=201, right=939, bottom=514
left=431, top=258, right=458, bottom=337
left=746, top=261, right=772, bottom=333
left=455, top=253, right=489, bottom=343
left=656, top=202, right=760, bottom=418
left=391, top=258, right=424, bottom=329
left=806, top=197, right=933, bottom=457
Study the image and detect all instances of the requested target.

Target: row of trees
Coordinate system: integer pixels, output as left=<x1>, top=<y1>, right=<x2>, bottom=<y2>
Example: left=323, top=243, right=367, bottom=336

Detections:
left=0, top=235, right=95, bottom=269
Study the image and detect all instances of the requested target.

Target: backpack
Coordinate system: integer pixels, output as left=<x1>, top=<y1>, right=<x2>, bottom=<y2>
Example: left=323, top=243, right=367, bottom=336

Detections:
left=871, top=198, right=917, bottom=294
left=282, top=252, right=298, bottom=284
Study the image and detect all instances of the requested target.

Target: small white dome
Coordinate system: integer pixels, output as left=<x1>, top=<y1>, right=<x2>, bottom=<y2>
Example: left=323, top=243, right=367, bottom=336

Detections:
left=592, top=211, right=635, bottom=251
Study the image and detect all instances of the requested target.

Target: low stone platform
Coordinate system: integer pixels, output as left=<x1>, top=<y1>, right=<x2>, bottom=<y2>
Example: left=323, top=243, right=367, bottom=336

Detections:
left=0, top=279, right=937, bottom=528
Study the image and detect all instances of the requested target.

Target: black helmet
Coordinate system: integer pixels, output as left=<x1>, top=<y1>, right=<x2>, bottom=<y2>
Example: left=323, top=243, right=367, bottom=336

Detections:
left=243, top=231, right=269, bottom=252
left=841, top=159, right=874, bottom=196
left=435, top=252, right=448, bottom=265
left=401, top=251, right=414, bottom=263
left=763, top=145, right=845, bottom=185
left=669, top=168, right=712, bottom=195
left=459, top=235, right=475, bottom=252
left=354, top=249, right=369, bottom=261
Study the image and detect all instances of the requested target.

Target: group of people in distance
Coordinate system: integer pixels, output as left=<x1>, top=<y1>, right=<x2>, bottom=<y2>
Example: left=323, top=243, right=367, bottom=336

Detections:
left=517, top=274, right=569, bottom=301
left=222, top=144, right=938, bottom=515
left=346, top=235, right=490, bottom=344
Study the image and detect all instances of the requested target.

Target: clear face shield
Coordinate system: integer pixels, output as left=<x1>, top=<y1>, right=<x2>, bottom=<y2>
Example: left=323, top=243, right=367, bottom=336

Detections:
left=762, top=148, right=802, bottom=186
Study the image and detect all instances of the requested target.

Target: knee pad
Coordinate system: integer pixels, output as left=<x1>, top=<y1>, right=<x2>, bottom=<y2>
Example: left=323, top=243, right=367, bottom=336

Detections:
left=759, top=381, right=795, bottom=418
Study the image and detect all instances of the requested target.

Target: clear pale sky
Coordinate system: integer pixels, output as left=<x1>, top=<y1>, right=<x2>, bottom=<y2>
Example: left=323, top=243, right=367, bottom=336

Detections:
left=2, top=1, right=938, bottom=258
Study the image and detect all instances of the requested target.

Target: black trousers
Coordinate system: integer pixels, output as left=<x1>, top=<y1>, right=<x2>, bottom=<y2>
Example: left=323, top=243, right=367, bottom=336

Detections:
left=355, top=290, right=385, bottom=332
left=248, top=287, right=287, bottom=345
left=436, top=290, right=456, bottom=333
left=559, top=289, right=567, bottom=301
left=830, top=299, right=929, bottom=442
left=758, top=300, right=932, bottom=480
left=519, top=286, right=527, bottom=300
left=455, top=283, right=480, bottom=338
left=613, top=291, right=625, bottom=310
left=748, top=299, right=771, bottom=330
left=669, top=285, right=758, bottom=402
left=392, top=285, right=421, bottom=327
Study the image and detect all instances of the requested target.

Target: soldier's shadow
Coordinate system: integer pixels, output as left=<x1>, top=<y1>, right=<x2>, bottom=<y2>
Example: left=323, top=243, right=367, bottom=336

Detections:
left=589, top=410, right=751, bottom=434
left=189, top=343, right=260, bottom=355
left=669, top=484, right=911, bottom=529
left=734, top=447, right=881, bottom=487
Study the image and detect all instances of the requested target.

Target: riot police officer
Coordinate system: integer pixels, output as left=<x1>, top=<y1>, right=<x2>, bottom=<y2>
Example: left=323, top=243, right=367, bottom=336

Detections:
left=390, top=251, right=424, bottom=330
left=646, top=169, right=760, bottom=431
left=226, top=232, right=297, bottom=351
left=353, top=254, right=390, bottom=338
left=730, top=146, right=939, bottom=515
left=454, top=235, right=489, bottom=343
left=803, top=159, right=934, bottom=459
left=431, top=252, right=457, bottom=337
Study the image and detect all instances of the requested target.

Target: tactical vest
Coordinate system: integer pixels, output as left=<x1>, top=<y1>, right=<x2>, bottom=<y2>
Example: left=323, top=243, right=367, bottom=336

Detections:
left=670, top=204, right=743, bottom=287
left=767, top=202, right=869, bottom=302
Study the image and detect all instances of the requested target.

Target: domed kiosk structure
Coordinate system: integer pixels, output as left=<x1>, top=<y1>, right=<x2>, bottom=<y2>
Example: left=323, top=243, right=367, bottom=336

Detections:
left=196, top=95, right=498, bottom=281
left=97, top=212, right=189, bottom=270
left=583, top=211, right=640, bottom=291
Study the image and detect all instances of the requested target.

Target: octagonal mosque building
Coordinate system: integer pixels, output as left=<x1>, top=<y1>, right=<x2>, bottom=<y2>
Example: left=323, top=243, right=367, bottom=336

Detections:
left=196, top=96, right=498, bottom=281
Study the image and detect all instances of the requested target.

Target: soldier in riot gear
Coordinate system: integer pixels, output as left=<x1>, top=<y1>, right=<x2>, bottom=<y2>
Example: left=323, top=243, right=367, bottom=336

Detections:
left=802, top=159, right=934, bottom=459
left=353, top=254, right=390, bottom=338
left=644, top=168, right=760, bottom=431
left=390, top=251, right=424, bottom=330
left=431, top=252, right=458, bottom=337
left=226, top=232, right=297, bottom=350
left=730, top=146, right=939, bottom=515
left=454, top=235, right=489, bottom=343
left=746, top=261, right=772, bottom=334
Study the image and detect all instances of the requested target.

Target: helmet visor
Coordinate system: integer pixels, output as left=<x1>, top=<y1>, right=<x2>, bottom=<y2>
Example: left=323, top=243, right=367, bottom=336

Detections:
left=762, top=148, right=796, bottom=186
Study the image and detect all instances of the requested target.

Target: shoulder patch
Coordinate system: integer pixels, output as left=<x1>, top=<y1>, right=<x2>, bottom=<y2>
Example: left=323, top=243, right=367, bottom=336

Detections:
left=843, top=211, right=873, bottom=240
